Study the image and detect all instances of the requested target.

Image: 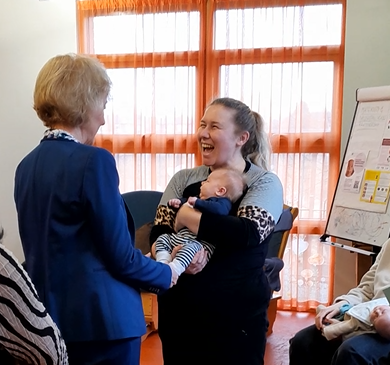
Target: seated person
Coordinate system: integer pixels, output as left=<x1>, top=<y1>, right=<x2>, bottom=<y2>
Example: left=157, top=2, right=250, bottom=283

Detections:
left=317, top=297, right=390, bottom=341
left=0, top=226, right=68, bottom=364
left=289, top=238, right=390, bottom=365
left=155, top=168, right=246, bottom=276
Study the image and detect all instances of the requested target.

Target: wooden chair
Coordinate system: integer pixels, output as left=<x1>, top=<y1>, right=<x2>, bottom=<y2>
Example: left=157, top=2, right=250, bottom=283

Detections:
left=266, top=204, right=299, bottom=336
left=122, top=190, right=163, bottom=341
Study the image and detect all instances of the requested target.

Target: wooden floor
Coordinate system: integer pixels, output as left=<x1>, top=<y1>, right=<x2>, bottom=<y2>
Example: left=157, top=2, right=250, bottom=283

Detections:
left=140, top=310, right=315, bottom=365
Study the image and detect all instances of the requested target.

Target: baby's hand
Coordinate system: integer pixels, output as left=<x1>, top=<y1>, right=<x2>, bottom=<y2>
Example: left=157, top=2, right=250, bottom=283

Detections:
left=187, top=196, right=198, bottom=207
left=168, top=198, right=182, bottom=209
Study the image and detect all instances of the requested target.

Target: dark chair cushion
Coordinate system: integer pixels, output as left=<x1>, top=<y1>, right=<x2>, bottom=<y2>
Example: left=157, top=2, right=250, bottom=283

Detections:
left=274, top=208, right=293, bottom=233
left=264, top=257, right=284, bottom=292
left=267, top=231, right=284, bottom=258
left=266, top=208, right=293, bottom=258
left=135, top=222, right=153, bottom=255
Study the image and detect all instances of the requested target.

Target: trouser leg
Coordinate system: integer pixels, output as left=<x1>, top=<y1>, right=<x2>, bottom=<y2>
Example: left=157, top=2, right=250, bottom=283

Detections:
left=289, top=324, right=341, bottom=365
left=332, top=333, right=390, bottom=365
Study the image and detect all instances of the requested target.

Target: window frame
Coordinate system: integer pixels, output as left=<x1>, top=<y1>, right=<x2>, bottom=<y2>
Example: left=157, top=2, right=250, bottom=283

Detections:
left=77, top=0, right=345, bottom=237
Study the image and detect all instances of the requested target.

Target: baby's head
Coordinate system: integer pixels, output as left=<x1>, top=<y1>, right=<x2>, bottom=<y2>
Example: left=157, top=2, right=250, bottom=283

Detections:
left=370, top=305, right=390, bottom=340
left=200, top=168, right=246, bottom=202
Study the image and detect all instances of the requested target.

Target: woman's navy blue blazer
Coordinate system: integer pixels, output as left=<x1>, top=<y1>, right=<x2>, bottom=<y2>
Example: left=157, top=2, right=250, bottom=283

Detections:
left=14, top=137, right=171, bottom=342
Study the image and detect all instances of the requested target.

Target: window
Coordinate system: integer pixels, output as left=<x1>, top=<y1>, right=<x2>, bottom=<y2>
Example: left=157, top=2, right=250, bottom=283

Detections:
left=77, top=0, right=345, bottom=309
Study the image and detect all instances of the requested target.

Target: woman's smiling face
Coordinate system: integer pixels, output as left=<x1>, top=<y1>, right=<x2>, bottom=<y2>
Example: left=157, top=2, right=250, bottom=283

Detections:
left=197, top=104, right=245, bottom=170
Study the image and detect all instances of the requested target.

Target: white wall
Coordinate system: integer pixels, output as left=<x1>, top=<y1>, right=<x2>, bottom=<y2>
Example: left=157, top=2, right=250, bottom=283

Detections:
left=334, top=0, right=390, bottom=298
left=341, top=0, right=390, bottom=154
left=0, top=0, right=76, bottom=260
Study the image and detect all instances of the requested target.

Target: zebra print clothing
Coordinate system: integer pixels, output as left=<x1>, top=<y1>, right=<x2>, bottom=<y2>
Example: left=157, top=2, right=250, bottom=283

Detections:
left=0, top=244, right=68, bottom=364
left=155, top=228, right=214, bottom=271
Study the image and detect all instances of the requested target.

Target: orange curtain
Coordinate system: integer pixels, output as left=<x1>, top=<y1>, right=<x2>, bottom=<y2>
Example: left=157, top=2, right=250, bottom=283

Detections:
left=77, top=0, right=345, bottom=310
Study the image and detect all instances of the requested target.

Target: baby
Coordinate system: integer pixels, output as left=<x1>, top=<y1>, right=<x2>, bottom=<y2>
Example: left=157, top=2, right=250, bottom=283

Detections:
left=155, top=168, right=246, bottom=277
left=369, top=303, right=390, bottom=340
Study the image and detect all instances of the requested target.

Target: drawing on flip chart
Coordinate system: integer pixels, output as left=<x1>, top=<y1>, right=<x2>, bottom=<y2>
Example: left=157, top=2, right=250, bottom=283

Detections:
left=329, top=206, right=390, bottom=244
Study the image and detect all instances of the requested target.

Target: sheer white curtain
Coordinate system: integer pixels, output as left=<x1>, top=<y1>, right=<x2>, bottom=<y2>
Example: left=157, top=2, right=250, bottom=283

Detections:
left=77, top=0, right=345, bottom=309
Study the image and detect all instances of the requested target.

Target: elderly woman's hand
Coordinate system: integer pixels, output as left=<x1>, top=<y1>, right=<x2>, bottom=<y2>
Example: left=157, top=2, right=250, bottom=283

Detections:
left=315, top=300, right=348, bottom=330
left=171, top=245, right=206, bottom=275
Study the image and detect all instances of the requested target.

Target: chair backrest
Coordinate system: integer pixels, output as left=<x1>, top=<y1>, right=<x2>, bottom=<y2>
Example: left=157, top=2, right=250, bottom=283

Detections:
left=277, top=204, right=299, bottom=258
left=267, top=204, right=299, bottom=259
left=264, top=204, right=299, bottom=292
left=121, top=190, right=163, bottom=230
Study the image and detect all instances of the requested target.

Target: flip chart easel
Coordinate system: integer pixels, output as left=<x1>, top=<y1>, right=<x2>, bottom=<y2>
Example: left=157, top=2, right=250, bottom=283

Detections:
left=322, top=85, right=390, bottom=259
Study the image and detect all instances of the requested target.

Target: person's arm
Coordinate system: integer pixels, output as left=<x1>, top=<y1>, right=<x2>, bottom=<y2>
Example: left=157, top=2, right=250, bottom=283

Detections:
left=84, top=148, right=171, bottom=291
left=150, top=168, right=196, bottom=244
left=175, top=203, right=202, bottom=232
left=333, top=239, right=390, bottom=306
left=150, top=168, right=209, bottom=273
left=315, top=301, right=349, bottom=330
left=194, top=197, right=232, bottom=215
left=315, top=241, right=390, bottom=330
left=149, top=202, right=208, bottom=274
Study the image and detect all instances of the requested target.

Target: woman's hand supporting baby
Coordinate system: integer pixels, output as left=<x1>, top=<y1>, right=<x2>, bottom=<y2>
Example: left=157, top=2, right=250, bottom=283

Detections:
left=184, top=248, right=207, bottom=274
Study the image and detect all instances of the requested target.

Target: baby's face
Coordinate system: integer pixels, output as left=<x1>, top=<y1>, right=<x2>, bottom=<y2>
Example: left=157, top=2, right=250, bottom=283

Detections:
left=370, top=305, right=390, bottom=339
left=370, top=305, right=390, bottom=324
left=200, top=171, right=225, bottom=199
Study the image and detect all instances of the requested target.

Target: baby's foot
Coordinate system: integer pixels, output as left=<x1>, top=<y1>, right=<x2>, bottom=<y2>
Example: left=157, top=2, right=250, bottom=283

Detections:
left=156, top=251, right=173, bottom=264
left=169, top=260, right=186, bottom=277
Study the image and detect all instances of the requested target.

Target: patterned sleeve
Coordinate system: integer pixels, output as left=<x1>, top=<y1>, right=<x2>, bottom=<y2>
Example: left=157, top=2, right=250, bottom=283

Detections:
left=0, top=244, right=68, bottom=365
left=236, top=170, right=284, bottom=243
